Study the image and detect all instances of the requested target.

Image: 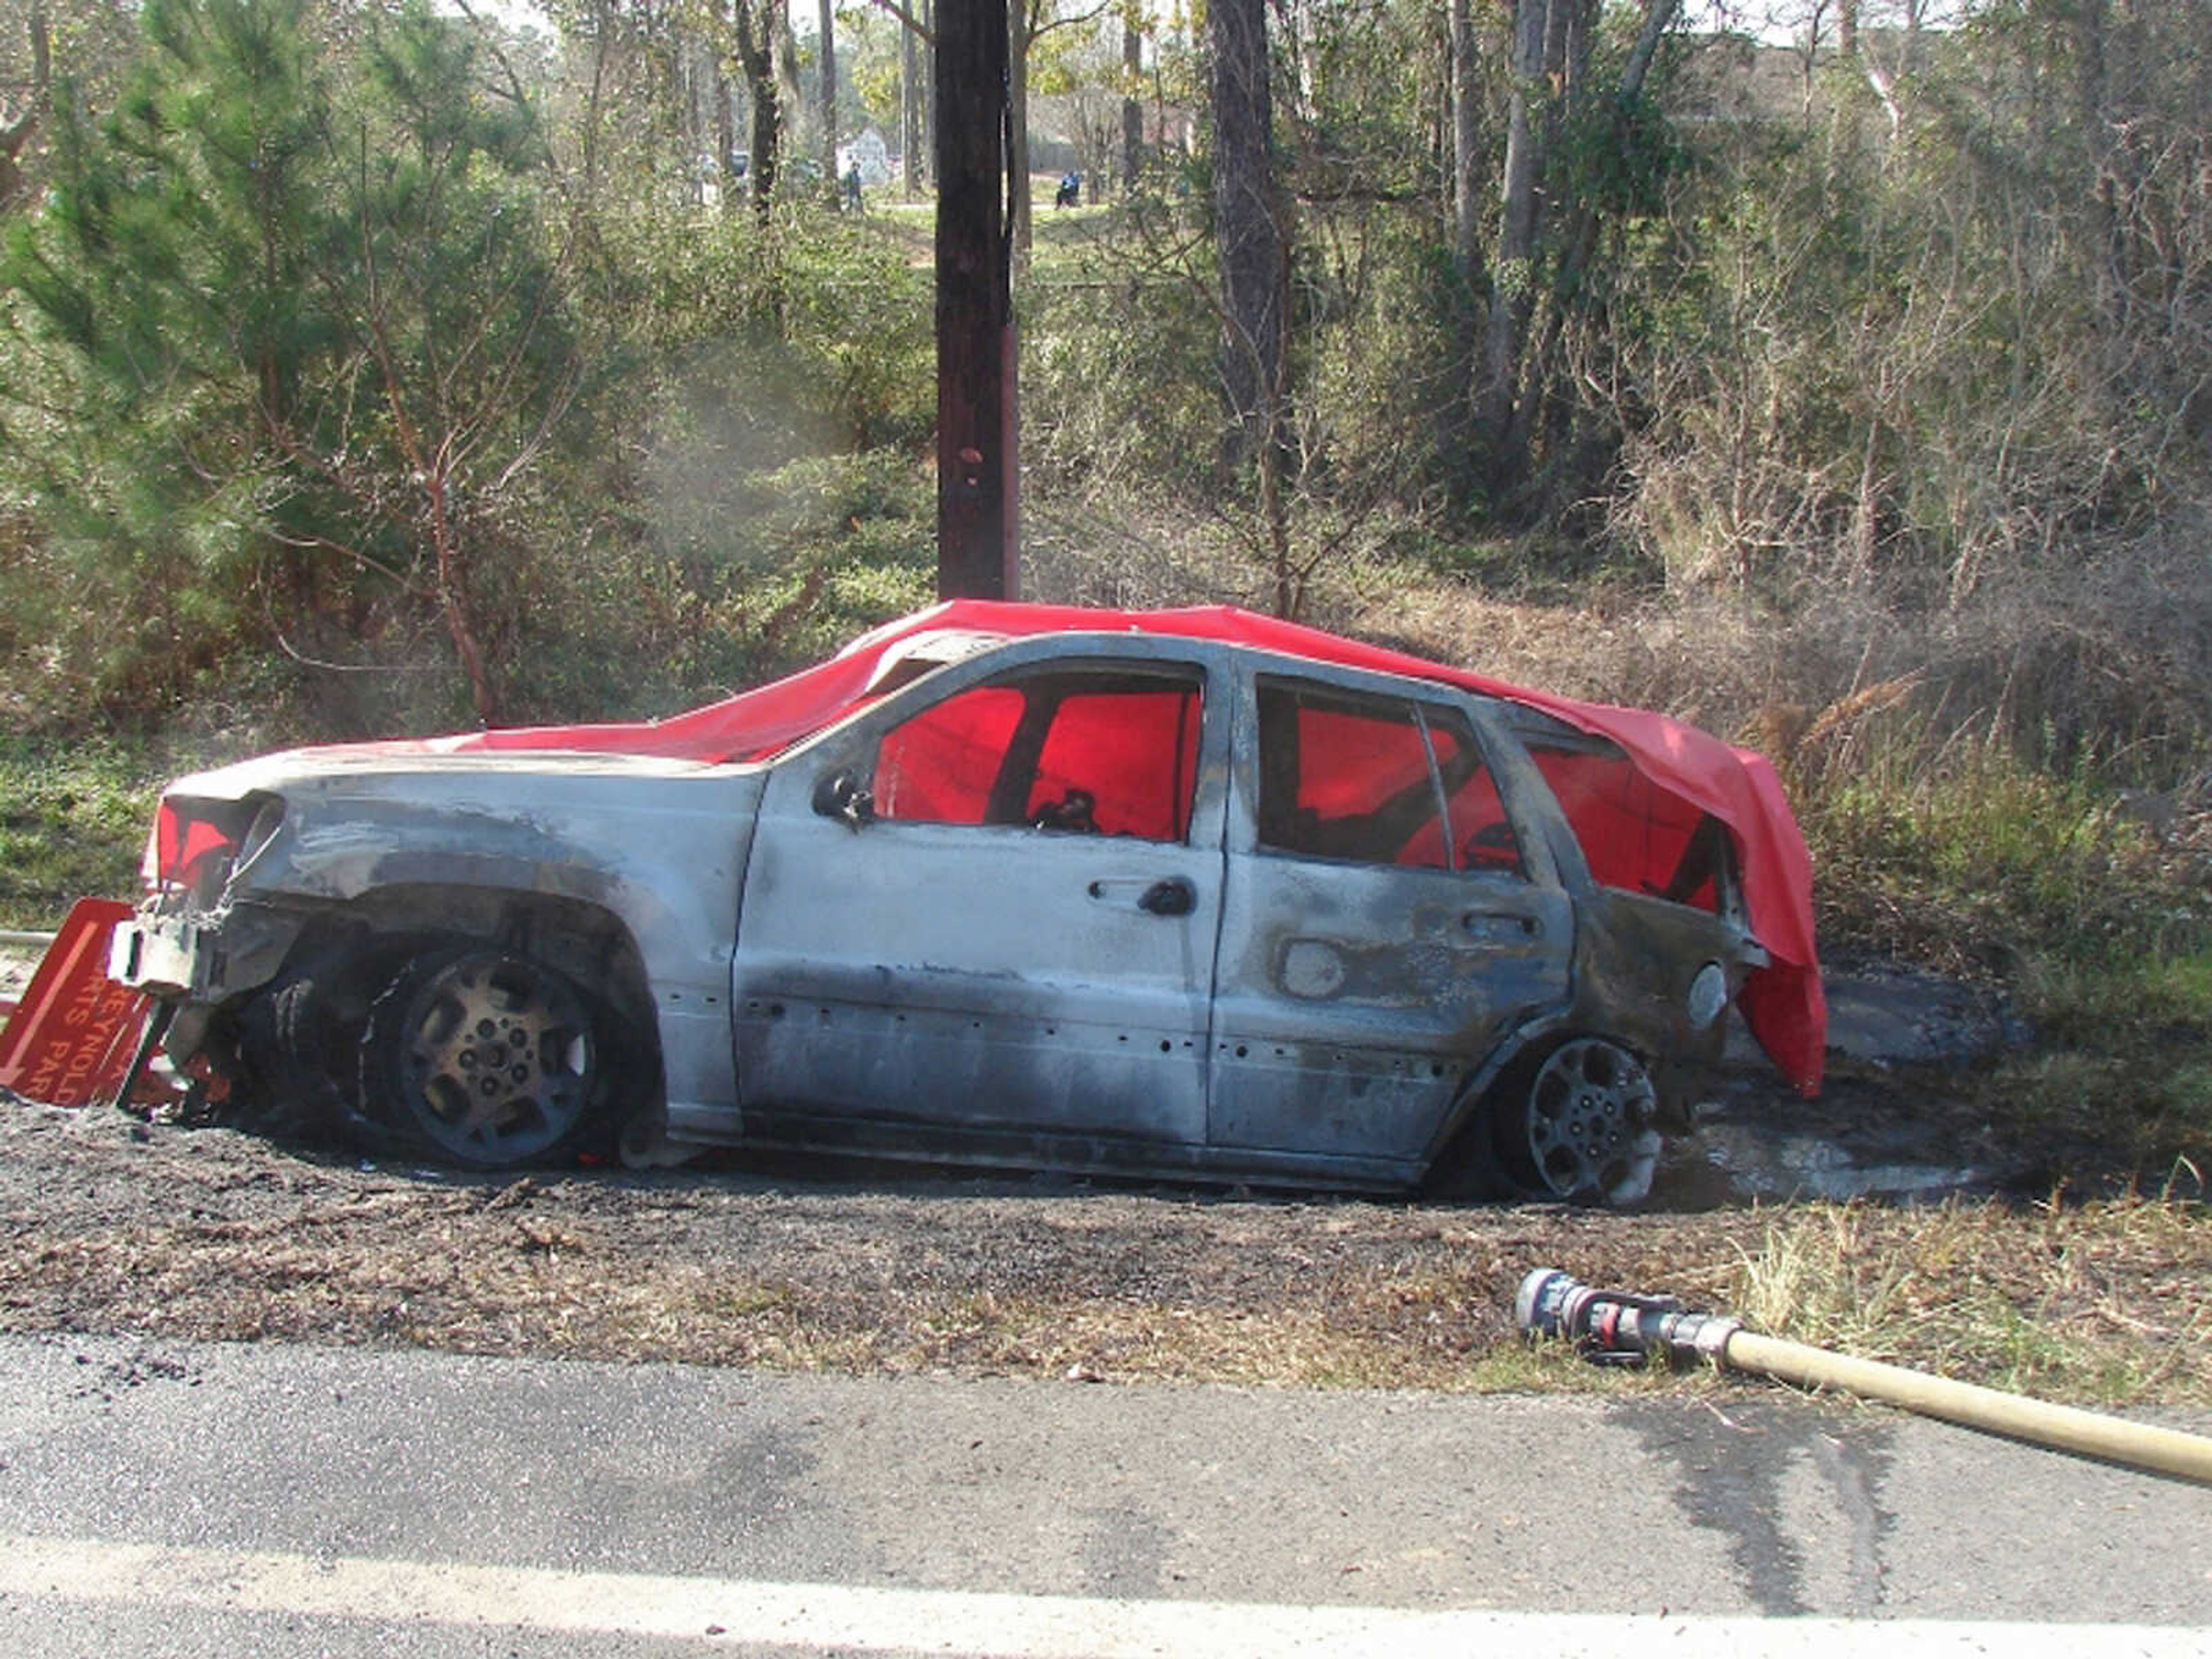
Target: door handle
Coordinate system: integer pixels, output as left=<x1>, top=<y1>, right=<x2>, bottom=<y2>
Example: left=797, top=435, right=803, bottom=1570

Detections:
left=1088, top=876, right=1199, bottom=916
left=1463, top=910, right=1540, bottom=942
left=1139, top=877, right=1197, bottom=916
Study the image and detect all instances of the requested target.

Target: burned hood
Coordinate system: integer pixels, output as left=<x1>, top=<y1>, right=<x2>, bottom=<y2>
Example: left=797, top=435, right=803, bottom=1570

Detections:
left=407, top=600, right=1827, bottom=1093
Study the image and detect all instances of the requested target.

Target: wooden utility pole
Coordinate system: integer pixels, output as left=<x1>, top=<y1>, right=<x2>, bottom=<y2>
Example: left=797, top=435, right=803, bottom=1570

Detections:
left=933, top=0, right=1018, bottom=600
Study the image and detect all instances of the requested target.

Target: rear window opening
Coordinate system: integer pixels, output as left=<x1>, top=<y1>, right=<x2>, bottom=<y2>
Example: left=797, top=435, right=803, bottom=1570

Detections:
left=1508, top=711, right=1735, bottom=915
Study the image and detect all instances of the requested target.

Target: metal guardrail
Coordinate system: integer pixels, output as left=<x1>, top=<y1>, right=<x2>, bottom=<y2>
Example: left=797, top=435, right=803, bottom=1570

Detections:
left=1, top=931, right=58, bottom=950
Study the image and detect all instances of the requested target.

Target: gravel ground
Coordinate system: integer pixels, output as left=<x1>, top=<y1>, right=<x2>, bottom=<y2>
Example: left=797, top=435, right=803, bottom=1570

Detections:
left=6, top=942, right=2206, bottom=1403
left=0, top=1098, right=1727, bottom=1388
left=2, top=1094, right=2206, bottom=1404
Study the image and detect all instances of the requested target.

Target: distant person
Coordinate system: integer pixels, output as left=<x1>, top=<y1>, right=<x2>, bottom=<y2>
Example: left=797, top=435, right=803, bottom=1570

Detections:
left=1055, top=170, right=1080, bottom=209
left=843, top=163, right=863, bottom=213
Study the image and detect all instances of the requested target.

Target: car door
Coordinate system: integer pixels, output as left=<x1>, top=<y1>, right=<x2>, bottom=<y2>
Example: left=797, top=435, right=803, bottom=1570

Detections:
left=1209, top=666, right=1573, bottom=1176
left=732, top=639, right=1230, bottom=1161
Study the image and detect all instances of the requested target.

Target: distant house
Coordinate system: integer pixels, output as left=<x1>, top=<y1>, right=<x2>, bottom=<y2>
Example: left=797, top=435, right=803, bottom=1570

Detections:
left=837, top=128, right=894, bottom=190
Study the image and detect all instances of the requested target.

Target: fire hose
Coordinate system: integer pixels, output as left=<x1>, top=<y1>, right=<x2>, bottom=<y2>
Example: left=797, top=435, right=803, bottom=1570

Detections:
left=1516, top=1267, right=2212, bottom=1484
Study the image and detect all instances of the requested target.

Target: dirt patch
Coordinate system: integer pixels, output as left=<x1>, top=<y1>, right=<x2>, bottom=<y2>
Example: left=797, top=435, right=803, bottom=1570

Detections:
left=3, top=1098, right=2205, bottom=1406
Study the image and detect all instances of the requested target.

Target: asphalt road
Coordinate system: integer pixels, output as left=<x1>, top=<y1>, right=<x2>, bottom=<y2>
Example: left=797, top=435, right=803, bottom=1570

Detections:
left=1, top=1334, right=2207, bottom=1656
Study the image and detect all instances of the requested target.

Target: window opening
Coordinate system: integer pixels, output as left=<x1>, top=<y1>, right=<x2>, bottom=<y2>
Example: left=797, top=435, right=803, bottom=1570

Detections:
left=1423, top=708, right=1525, bottom=877
left=1253, top=680, right=1527, bottom=877
left=1522, top=734, right=1728, bottom=912
left=1255, top=681, right=1449, bottom=868
left=872, top=665, right=1205, bottom=842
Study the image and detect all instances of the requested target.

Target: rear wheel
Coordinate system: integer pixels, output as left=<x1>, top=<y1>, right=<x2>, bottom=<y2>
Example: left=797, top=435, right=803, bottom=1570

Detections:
left=1495, top=1037, right=1661, bottom=1207
left=363, top=944, right=605, bottom=1168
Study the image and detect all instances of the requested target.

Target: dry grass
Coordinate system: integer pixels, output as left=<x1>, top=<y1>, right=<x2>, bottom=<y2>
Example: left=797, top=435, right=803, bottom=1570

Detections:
left=1729, top=1197, right=2212, bottom=1403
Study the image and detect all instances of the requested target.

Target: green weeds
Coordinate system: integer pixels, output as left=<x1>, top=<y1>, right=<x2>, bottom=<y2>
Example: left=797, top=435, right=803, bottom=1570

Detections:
left=1804, top=741, right=2195, bottom=974
left=0, top=738, right=163, bottom=927
left=1797, top=728, right=2212, bottom=1190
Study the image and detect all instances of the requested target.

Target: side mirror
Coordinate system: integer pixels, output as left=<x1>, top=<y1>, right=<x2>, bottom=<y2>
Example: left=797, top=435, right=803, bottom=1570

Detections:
left=812, top=768, right=876, bottom=832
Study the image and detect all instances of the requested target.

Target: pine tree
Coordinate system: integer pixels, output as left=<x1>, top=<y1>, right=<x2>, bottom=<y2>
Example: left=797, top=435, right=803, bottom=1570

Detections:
left=3, top=0, right=578, bottom=723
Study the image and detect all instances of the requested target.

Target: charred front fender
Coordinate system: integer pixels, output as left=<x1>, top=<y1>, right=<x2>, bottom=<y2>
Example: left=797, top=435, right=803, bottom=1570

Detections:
left=118, top=753, right=762, bottom=1127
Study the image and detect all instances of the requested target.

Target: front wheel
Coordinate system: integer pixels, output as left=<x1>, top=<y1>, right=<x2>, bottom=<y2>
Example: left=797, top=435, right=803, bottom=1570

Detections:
left=363, top=945, right=605, bottom=1168
left=1495, top=1037, right=1661, bottom=1207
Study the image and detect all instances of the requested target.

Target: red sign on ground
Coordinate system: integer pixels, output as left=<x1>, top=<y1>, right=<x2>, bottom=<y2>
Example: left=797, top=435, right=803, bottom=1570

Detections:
left=0, top=899, right=158, bottom=1108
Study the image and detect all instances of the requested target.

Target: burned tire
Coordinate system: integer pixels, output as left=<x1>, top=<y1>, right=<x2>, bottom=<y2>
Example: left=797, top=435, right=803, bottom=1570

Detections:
left=232, top=935, right=410, bottom=1142
left=1494, top=1036, right=1661, bottom=1207
left=362, top=944, right=608, bottom=1169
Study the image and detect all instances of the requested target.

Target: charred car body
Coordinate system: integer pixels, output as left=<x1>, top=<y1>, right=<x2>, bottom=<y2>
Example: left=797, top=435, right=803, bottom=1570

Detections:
left=108, top=604, right=1824, bottom=1206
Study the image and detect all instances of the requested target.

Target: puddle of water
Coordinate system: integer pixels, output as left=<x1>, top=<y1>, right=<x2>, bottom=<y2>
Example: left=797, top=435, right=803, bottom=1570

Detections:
left=1658, top=967, right=2032, bottom=1210
left=1664, top=1120, right=2004, bottom=1209
left=1647, top=1061, right=2029, bottom=1211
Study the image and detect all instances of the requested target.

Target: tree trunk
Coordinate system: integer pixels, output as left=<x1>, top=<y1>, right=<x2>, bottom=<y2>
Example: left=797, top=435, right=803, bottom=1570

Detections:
left=427, top=465, right=499, bottom=727
left=1483, top=0, right=1677, bottom=495
left=375, top=359, right=499, bottom=724
left=1616, top=0, right=1676, bottom=113
left=901, top=6, right=922, bottom=198
left=1542, top=0, right=1574, bottom=111
left=1450, top=0, right=1483, bottom=294
left=714, top=52, right=737, bottom=215
left=1501, top=0, right=1599, bottom=471
left=779, top=9, right=804, bottom=155
left=732, top=0, right=781, bottom=219
left=1122, top=16, right=1143, bottom=196
left=682, top=46, right=704, bottom=207
left=818, top=0, right=838, bottom=207
left=1010, top=1, right=1035, bottom=252
left=750, top=74, right=780, bottom=213
left=2076, top=0, right=2120, bottom=342
left=1476, top=0, right=1548, bottom=469
left=1209, top=0, right=1286, bottom=471
left=1445, top=0, right=1486, bottom=479
left=0, top=1, right=52, bottom=214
